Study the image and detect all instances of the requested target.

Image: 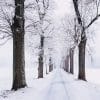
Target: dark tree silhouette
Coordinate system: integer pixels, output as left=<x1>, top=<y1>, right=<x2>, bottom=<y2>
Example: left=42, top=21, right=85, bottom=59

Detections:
left=12, top=0, right=27, bottom=90
left=73, top=0, right=100, bottom=80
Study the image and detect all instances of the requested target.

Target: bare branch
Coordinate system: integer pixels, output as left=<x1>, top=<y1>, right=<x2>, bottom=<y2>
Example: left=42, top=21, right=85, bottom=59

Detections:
left=85, top=14, right=100, bottom=29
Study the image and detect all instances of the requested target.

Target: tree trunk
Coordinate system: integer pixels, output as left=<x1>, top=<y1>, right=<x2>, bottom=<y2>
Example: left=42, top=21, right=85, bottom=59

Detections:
left=49, top=57, right=53, bottom=72
left=70, top=48, right=74, bottom=74
left=78, top=39, right=86, bottom=81
left=49, top=64, right=53, bottom=72
left=46, top=65, right=48, bottom=74
left=12, top=0, right=27, bottom=90
left=38, top=36, right=44, bottom=78
left=65, top=55, right=69, bottom=72
left=45, top=57, right=48, bottom=74
left=73, top=0, right=87, bottom=81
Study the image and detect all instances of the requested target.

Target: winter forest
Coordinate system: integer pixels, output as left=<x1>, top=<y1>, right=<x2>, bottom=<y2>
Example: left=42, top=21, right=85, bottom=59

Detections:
left=0, top=0, right=100, bottom=100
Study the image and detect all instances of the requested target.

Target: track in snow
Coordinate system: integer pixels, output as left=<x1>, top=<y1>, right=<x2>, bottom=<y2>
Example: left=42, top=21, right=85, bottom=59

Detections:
left=43, top=69, right=70, bottom=100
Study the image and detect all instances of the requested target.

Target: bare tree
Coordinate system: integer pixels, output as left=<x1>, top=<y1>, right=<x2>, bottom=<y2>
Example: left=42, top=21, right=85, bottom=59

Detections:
left=62, top=16, right=79, bottom=74
left=0, top=0, right=27, bottom=90
left=64, top=54, right=70, bottom=72
left=69, top=47, right=74, bottom=74
left=34, top=0, right=53, bottom=78
left=72, top=0, right=100, bottom=80
left=12, top=0, right=27, bottom=90
left=0, top=3, right=13, bottom=45
left=49, top=57, right=53, bottom=72
left=69, top=18, right=79, bottom=74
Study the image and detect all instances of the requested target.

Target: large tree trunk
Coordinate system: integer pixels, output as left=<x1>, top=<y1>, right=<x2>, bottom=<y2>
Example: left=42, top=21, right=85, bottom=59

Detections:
left=12, top=0, right=27, bottom=90
left=70, top=48, right=74, bottom=74
left=73, top=0, right=87, bottom=81
left=78, top=39, right=86, bottom=81
left=38, top=36, right=44, bottom=78
left=65, top=55, right=69, bottom=72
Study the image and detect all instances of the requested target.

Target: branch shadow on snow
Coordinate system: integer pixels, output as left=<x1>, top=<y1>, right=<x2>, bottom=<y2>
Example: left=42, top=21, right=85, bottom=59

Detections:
left=0, top=90, right=13, bottom=99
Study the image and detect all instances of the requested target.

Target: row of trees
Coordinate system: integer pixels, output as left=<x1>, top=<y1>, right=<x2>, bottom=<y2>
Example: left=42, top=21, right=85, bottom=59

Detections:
left=0, top=0, right=54, bottom=91
left=62, top=0, right=100, bottom=81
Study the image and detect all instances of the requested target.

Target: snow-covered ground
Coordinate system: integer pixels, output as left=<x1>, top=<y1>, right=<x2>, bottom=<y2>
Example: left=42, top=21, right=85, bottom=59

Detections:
left=0, top=68, right=100, bottom=100
left=86, top=68, right=100, bottom=86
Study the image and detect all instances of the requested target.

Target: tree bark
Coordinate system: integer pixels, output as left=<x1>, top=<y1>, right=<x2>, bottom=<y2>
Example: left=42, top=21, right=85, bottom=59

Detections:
left=12, top=0, right=27, bottom=90
left=78, top=39, right=86, bottom=81
left=70, top=48, right=74, bottom=74
left=49, top=57, right=53, bottom=72
left=49, top=64, right=53, bottom=72
left=73, top=0, right=87, bottom=81
left=38, top=36, right=44, bottom=78
left=65, top=55, right=69, bottom=72
left=49, top=63, right=53, bottom=72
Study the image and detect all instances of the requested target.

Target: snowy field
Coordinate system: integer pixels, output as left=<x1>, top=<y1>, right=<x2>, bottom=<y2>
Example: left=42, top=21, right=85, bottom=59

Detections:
left=0, top=67, right=100, bottom=100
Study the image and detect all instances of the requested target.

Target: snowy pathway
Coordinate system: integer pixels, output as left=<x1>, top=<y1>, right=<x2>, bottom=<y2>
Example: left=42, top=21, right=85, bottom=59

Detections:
left=1, top=69, right=100, bottom=100
left=43, top=69, right=70, bottom=100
